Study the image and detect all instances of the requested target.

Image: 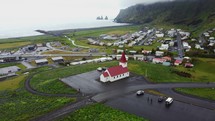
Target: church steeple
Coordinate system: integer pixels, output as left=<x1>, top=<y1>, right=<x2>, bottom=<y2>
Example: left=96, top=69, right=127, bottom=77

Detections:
left=119, top=52, right=127, bottom=68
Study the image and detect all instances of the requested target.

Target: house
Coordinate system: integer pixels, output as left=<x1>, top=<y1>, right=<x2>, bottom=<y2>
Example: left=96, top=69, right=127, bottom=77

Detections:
left=162, top=56, right=172, bottom=62
left=100, top=52, right=129, bottom=83
left=159, top=44, right=169, bottom=50
left=51, top=57, right=64, bottom=63
left=133, top=55, right=145, bottom=61
left=155, top=51, right=164, bottom=57
left=152, top=58, right=165, bottom=64
left=174, top=60, right=182, bottom=66
left=163, top=62, right=171, bottom=66
left=185, top=63, right=194, bottom=68
left=156, top=33, right=164, bottom=38
left=35, top=59, right=48, bottom=65
left=0, top=66, right=21, bottom=75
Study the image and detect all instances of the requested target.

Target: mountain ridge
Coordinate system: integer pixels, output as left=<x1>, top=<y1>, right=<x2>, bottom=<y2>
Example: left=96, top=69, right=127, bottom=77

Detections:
left=115, top=0, right=215, bottom=27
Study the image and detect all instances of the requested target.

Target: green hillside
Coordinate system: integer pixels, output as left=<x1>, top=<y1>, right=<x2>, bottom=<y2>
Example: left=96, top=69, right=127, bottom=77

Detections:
left=115, top=0, right=215, bottom=28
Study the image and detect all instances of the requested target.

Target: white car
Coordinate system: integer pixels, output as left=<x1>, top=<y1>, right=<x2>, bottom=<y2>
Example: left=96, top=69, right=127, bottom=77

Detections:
left=136, top=90, right=144, bottom=96
left=165, top=97, right=173, bottom=105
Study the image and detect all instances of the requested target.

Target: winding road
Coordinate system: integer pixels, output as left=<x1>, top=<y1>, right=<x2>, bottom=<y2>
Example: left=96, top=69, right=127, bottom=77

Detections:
left=25, top=72, right=215, bottom=121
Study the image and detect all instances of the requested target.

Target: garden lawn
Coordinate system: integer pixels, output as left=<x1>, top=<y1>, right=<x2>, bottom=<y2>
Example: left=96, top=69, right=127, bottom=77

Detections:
left=57, top=103, right=147, bottom=121
left=30, top=61, right=118, bottom=94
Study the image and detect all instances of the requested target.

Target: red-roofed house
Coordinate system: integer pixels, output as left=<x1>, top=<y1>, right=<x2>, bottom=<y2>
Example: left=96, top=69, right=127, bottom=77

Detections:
left=185, top=63, right=194, bottom=68
left=174, top=60, right=182, bottom=66
left=100, top=52, right=129, bottom=82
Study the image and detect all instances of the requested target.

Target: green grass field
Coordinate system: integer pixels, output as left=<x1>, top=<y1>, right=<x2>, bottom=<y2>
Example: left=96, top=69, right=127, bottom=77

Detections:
left=175, top=88, right=215, bottom=101
left=0, top=66, right=75, bottom=121
left=57, top=103, right=148, bottom=121
left=30, top=61, right=118, bottom=94
left=0, top=75, right=27, bottom=91
left=0, top=41, right=32, bottom=50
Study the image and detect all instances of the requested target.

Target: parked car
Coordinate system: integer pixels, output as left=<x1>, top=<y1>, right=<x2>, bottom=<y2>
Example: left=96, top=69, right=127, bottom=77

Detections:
left=165, top=97, right=173, bottom=105
left=97, top=67, right=102, bottom=72
left=136, top=90, right=144, bottom=96
left=158, top=96, right=165, bottom=102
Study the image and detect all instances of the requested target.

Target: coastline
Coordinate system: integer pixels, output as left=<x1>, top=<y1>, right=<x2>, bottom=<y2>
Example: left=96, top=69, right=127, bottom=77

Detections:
left=0, top=21, right=134, bottom=40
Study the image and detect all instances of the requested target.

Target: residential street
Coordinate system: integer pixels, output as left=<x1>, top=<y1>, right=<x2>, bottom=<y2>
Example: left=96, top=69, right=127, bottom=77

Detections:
left=176, top=32, right=184, bottom=58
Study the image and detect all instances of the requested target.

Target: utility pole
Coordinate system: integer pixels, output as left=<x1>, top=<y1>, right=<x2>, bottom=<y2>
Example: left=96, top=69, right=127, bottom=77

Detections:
left=145, top=69, right=148, bottom=77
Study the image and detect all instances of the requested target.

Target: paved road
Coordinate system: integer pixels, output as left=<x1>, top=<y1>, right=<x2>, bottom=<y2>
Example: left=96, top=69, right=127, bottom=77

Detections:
left=158, top=88, right=215, bottom=110
left=138, top=30, right=155, bottom=45
left=64, top=35, right=89, bottom=49
left=31, top=98, right=95, bottom=121
left=25, top=70, right=215, bottom=121
left=106, top=93, right=215, bottom=121
left=177, top=32, right=184, bottom=58
left=92, top=83, right=215, bottom=102
left=21, top=61, right=35, bottom=69
left=199, top=31, right=207, bottom=46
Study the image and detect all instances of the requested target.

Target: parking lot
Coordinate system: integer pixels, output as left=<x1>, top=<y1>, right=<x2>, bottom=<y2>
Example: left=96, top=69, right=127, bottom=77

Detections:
left=61, top=70, right=148, bottom=95
left=106, top=93, right=215, bottom=121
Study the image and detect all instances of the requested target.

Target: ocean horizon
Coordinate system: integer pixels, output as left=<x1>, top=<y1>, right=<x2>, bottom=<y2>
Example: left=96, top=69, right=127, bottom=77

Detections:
left=0, top=20, right=128, bottom=39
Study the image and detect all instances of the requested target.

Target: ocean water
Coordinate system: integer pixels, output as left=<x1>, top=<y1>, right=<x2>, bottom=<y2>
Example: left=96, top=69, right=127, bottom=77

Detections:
left=0, top=20, right=128, bottom=39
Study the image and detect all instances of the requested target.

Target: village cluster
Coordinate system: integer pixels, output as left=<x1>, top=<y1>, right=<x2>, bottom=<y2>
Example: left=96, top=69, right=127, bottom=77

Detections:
left=1, top=27, right=215, bottom=81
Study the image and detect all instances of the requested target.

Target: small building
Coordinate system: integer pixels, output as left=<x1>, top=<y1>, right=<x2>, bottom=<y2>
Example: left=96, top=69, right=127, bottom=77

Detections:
left=51, top=57, right=64, bottom=63
left=133, top=55, right=145, bottom=61
left=35, top=59, right=48, bottom=65
left=163, top=62, right=171, bottom=66
left=185, top=63, right=194, bottom=68
left=162, top=56, right=172, bottom=62
left=0, top=66, right=21, bottom=75
left=174, top=60, right=182, bottom=66
left=159, top=44, right=169, bottom=50
left=152, top=58, right=165, bottom=64
left=155, top=51, right=164, bottom=57
left=70, top=62, right=80, bottom=65
left=156, top=33, right=164, bottom=38
left=100, top=52, right=129, bottom=83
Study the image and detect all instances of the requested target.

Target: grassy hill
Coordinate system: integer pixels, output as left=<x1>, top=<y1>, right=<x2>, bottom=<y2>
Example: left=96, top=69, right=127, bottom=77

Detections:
left=115, top=0, right=215, bottom=29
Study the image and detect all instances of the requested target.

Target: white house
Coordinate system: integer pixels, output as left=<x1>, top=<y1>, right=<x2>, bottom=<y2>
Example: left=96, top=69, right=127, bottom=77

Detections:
left=156, top=33, right=164, bottom=38
left=100, top=52, right=129, bottom=83
left=152, top=58, right=165, bottom=64
left=159, top=44, right=169, bottom=50
left=133, top=55, right=145, bottom=61
left=155, top=51, right=164, bottom=57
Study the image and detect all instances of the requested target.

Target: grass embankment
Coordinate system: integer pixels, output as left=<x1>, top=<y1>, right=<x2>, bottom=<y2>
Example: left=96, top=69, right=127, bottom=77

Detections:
left=57, top=103, right=148, bottom=121
left=128, top=60, right=193, bottom=83
left=0, top=67, right=75, bottom=121
left=174, top=58, right=215, bottom=101
left=30, top=61, right=118, bottom=94
left=41, top=50, right=72, bottom=54
left=175, top=88, right=215, bottom=101
left=0, top=75, right=27, bottom=91
left=0, top=42, right=32, bottom=50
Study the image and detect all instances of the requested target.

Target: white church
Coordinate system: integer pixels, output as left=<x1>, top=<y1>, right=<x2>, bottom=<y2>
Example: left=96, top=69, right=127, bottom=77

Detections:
left=100, top=52, right=130, bottom=83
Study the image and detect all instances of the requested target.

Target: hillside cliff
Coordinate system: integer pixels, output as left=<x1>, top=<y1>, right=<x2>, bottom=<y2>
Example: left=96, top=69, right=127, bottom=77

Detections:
left=115, top=0, right=215, bottom=27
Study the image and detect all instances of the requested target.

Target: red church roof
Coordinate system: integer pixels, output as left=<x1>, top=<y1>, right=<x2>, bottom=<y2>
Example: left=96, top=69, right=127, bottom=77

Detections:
left=107, top=65, right=129, bottom=77
left=102, top=72, right=109, bottom=77
left=120, top=52, right=127, bottom=63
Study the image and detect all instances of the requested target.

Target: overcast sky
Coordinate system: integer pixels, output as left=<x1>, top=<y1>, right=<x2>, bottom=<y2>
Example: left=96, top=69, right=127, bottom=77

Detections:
left=0, top=0, right=172, bottom=28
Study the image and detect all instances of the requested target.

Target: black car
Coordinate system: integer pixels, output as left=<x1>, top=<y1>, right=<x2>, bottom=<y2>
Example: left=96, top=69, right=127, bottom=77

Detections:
left=158, top=96, right=165, bottom=102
